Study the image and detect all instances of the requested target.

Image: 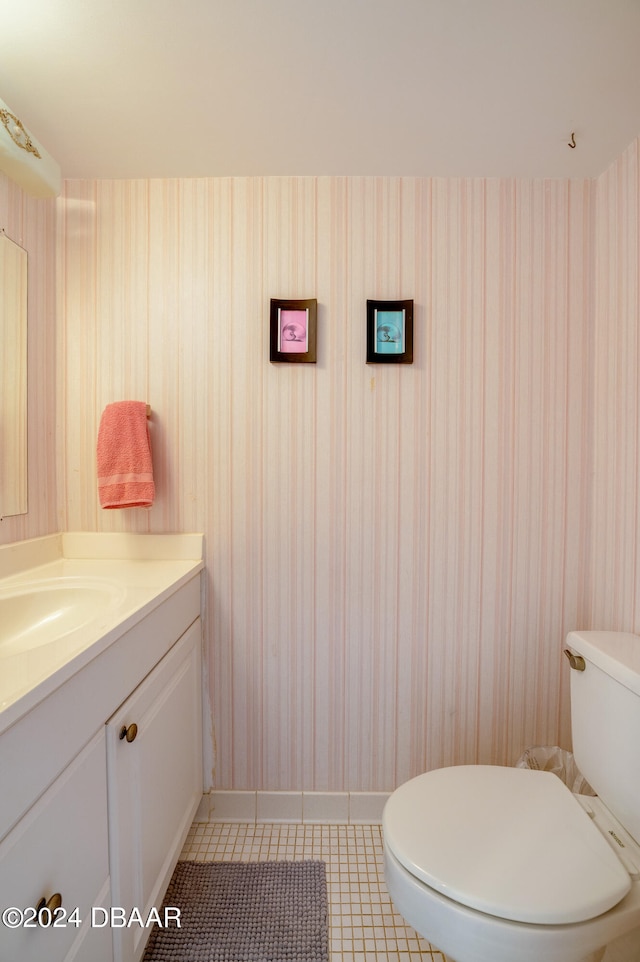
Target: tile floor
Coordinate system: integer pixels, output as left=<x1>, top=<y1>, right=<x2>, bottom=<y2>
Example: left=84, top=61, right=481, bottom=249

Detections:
left=180, top=821, right=450, bottom=961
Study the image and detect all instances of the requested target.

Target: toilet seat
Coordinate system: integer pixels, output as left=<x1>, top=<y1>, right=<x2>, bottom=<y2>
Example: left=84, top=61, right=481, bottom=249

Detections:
left=383, top=766, right=631, bottom=925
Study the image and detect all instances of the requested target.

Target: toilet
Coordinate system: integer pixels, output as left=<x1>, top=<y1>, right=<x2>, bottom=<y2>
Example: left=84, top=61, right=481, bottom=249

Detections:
left=383, top=631, right=640, bottom=962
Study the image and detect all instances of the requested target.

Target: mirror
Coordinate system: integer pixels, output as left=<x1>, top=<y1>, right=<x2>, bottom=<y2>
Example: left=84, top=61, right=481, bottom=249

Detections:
left=0, top=232, right=27, bottom=517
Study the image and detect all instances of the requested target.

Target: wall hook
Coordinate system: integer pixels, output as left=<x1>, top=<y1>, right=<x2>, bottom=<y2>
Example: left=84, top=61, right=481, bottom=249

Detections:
left=568, top=132, right=576, bottom=149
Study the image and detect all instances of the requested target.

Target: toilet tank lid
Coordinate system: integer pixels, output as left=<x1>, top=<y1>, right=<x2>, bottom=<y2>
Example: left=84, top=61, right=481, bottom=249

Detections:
left=567, top=630, right=640, bottom=696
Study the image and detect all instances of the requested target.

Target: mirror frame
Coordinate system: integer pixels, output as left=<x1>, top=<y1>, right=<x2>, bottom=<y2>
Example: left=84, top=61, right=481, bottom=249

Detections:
left=0, top=231, right=28, bottom=518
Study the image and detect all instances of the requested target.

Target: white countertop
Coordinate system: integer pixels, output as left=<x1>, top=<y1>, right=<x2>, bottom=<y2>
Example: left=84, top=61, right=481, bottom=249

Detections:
left=0, top=533, right=204, bottom=734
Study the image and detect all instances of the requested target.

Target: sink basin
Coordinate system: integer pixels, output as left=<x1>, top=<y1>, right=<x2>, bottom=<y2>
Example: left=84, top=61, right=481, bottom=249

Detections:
left=0, top=577, right=126, bottom=657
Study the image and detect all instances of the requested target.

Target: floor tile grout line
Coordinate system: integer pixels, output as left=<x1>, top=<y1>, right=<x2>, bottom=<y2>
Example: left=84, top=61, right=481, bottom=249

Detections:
left=180, top=821, right=448, bottom=961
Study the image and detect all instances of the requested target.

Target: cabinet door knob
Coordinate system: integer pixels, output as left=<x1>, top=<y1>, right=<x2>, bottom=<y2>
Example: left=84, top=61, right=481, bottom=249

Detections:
left=119, top=722, right=138, bottom=742
left=35, top=892, right=62, bottom=925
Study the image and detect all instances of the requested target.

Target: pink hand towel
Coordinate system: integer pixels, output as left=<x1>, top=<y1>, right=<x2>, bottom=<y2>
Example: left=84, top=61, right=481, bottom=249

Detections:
left=97, top=401, right=155, bottom=508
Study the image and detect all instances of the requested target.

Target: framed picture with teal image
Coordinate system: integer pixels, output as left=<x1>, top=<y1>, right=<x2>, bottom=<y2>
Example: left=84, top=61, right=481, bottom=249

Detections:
left=366, top=299, right=413, bottom=364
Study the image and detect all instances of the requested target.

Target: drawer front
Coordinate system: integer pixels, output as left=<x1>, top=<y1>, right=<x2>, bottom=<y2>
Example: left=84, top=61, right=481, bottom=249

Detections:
left=0, top=730, right=110, bottom=962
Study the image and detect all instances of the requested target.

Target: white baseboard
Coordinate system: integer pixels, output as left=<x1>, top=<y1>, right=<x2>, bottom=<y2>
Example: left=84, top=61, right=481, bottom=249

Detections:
left=195, top=790, right=390, bottom=824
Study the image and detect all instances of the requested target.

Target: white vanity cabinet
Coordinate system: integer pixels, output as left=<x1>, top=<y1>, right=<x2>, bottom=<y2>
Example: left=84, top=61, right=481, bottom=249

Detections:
left=106, top=619, right=202, bottom=962
left=0, top=537, right=205, bottom=962
left=0, top=730, right=112, bottom=962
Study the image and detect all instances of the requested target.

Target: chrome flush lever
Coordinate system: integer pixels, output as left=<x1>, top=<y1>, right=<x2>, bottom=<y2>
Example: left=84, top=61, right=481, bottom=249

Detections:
left=564, top=649, right=586, bottom=671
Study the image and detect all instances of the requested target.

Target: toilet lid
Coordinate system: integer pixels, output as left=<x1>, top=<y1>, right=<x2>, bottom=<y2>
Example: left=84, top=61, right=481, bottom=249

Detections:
left=383, top=766, right=631, bottom=925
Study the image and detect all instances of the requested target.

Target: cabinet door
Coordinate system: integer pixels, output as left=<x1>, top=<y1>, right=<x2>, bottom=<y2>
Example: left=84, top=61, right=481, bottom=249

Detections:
left=106, top=619, right=202, bottom=962
left=0, top=730, right=112, bottom=962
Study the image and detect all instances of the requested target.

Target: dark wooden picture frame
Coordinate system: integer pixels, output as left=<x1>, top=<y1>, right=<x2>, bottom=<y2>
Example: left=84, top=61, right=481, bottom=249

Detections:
left=366, top=299, right=414, bottom=364
left=270, top=298, right=317, bottom=363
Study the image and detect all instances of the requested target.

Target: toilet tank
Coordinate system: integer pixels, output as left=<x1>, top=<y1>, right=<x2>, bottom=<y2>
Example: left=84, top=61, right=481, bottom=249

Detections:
left=566, top=630, right=640, bottom=844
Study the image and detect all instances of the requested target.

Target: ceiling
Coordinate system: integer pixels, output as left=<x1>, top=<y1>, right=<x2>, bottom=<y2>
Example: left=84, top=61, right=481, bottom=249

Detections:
left=0, top=0, right=639, bottom=182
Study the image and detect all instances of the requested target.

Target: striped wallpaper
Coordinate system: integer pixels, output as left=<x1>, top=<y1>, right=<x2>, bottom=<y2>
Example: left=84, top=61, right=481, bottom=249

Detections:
left=591, top=138, right=640, bottom=631
left=2, top=136, right=639, bottom=793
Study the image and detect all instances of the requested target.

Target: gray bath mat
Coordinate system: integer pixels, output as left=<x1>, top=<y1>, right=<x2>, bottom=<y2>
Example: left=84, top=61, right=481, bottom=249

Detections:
left=142, top=859, right=329, bottom=962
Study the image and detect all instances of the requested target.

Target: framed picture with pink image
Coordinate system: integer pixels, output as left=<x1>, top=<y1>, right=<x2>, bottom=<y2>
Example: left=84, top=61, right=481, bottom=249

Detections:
left=270, top=298, right=317, bottom=363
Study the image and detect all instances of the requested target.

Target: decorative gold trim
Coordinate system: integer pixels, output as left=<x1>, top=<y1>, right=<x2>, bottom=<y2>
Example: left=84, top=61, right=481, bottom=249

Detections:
left=0, top=108, right=41, bottom=158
